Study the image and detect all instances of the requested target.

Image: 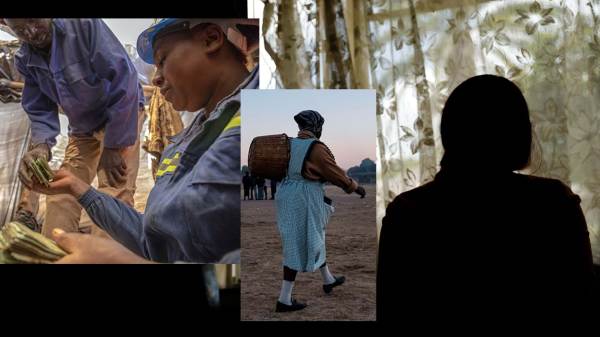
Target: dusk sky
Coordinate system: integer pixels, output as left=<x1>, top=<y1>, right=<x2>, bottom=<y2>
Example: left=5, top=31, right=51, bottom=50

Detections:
left=241, top=90, right=376, bottom=170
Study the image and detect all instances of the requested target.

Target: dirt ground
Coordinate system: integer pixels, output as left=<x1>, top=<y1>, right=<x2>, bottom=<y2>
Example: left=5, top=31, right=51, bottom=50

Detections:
left=241, top=184, right=377, bottom=321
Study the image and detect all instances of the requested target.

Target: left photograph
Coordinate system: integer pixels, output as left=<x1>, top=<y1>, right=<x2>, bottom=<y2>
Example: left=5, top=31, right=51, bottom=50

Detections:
left=0, top=17, right=258, bottom=264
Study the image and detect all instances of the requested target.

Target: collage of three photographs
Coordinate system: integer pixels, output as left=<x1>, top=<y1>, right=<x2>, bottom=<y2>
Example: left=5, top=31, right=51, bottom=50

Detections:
left=0, top=0, right=599, bottom=322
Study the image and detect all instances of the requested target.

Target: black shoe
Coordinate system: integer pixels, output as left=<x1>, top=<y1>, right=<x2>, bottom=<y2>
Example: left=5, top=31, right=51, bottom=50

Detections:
left=275, top=298, right=307, bottom=312
left=323, top=276, right=345, bottom=294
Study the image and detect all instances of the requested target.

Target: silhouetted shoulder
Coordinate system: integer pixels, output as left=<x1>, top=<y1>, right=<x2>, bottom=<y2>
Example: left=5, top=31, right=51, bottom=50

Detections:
left=514, top=173, right=581, bottom=203
left=387, top=180, right=437, bottom=207
left=381, top=180, right=439, bottom=228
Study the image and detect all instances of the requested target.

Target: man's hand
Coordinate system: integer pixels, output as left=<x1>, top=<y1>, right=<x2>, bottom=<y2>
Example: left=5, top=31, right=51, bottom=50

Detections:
left=355, top=185, right=366, bottom=199
left=29, top=169, right=90, bottom=199
left=18, top=143, right=50, bottom=188
left=99, top=148, right=128, bottom=187
left=52, top=229, right=153, bottom=264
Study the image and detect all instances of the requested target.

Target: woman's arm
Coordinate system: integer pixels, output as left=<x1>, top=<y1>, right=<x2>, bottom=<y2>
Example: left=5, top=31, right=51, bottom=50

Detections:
left=78, top=187, right=148, bottom=258
left=29, top=169, right=149, bottom=258
left=558, top=183, right=594, bottom=286
left=303, top=142, right=359, bottom=193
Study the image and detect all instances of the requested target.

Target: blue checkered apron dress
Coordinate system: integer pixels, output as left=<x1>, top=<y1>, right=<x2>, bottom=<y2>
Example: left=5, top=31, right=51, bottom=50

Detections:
left=276, top=138, right=333, bottom=272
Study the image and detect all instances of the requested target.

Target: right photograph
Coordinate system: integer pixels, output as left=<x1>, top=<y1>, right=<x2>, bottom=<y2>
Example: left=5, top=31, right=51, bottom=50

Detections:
left=240, top=89, right=377, bottom=321
left=255, top=0, right=600, bottom=318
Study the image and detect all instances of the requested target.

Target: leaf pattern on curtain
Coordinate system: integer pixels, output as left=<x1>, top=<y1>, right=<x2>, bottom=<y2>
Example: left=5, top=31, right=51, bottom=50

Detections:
left=263, top=0, right=600, bottom=263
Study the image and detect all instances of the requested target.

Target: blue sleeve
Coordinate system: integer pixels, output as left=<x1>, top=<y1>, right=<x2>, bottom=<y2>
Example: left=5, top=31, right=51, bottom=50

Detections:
left=15, top=56, right=60, bottom=148
left=185, top=129, right=241, bottom=260
left=84, top=19, right=140, bottom=149
left=78, top=187, right=150, bottom=258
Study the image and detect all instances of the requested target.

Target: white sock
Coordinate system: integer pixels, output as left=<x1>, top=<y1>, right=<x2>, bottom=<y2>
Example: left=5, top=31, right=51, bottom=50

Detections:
left=320, top=265, right=336, bottom=285
left=278, top=280, right=294, bottom=305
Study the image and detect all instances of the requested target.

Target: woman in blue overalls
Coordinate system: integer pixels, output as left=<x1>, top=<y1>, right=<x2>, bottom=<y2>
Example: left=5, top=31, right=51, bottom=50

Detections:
left=28, top=18, right=258, bottom=263
left=275, top=110, right=366, bottom=312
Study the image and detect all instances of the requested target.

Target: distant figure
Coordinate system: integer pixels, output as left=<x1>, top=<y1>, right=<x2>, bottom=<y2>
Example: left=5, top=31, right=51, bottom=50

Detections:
left=249, top=173, right=257, bottom=200
left=275, top=109, right=366, bottom=312
left=242, top=172, right=251, bottom=200
left=256, top=176, right=266, bottom=200
left=270, top=178, right=278, bottom=199
left=377, top=75, right=595, bottom=320
left=263, top=182, right=268, bottom=200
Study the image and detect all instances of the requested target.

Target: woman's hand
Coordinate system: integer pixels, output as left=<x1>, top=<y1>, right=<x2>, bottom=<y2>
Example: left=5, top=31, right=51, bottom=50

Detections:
left=355, top=185, right=366, bottom=199
left=29, top=169, right=91, bottom=199
left=51, top=229, right=154, bottom=264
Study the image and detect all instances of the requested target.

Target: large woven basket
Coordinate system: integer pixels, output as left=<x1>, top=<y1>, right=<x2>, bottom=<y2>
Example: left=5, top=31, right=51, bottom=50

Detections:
left=248, top=134, right=290, bottom=180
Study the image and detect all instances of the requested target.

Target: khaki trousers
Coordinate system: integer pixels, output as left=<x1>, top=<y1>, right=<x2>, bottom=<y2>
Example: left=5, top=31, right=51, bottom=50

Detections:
left=40, top=108, right=146, bottom=238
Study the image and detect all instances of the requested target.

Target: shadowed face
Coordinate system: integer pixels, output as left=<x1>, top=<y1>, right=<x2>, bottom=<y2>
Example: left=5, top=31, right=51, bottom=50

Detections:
left=4, top=19, right=52, bottom=50
left=295, top=110, right=325, bottom=139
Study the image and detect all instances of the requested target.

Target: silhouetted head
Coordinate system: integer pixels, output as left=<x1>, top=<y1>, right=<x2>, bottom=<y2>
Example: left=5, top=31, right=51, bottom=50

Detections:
left=294, top=110, right=324, bottom=139
left=440, top=75, right=532, bottom=172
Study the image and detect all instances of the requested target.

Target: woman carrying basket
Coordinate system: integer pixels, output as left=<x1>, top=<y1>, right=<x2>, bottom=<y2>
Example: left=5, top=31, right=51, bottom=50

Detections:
left=274, top=110, right=366, bottom=312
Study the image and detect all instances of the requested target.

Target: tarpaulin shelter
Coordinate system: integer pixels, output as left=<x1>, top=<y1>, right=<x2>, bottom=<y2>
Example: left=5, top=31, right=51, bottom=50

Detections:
left=0, top=40, right=28, bottom=226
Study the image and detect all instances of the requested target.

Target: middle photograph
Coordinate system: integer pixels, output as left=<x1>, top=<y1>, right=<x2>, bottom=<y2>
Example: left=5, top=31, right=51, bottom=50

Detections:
left=240, top=89, right=377, bottom=321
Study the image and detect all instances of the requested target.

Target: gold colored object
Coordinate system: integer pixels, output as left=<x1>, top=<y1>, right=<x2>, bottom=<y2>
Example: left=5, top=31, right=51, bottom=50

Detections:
left=28, top=158, right=54, bottom=187
left=0, top=221, right=67, bottom=264
left=215, top=264, right=241, bottom=289
left=143, top=87, right=184, bottom=180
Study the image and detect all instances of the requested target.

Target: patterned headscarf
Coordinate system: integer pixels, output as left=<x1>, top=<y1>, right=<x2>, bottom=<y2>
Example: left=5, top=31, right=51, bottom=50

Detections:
left=294, top=110, right=325, bottom=139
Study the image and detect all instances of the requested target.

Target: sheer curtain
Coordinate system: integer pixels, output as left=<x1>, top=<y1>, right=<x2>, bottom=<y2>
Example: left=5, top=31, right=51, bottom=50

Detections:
left=263, top=0, right=600, bottom=263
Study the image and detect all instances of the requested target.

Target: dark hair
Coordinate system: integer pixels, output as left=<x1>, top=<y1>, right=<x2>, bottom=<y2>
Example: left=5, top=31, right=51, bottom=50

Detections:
left=440, top=75, right=532, bottom=171
left=225, top=39, right=248, bottom=66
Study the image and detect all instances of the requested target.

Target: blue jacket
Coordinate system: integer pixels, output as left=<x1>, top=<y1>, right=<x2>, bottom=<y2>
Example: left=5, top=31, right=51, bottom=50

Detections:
left=77, top=66, right=258, bottom=263
left=15, top=19, right=144, bottom=148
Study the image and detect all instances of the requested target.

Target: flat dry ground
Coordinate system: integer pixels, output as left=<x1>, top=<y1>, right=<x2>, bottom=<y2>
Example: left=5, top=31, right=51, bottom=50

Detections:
left=241, top=185, right=377, bottom=321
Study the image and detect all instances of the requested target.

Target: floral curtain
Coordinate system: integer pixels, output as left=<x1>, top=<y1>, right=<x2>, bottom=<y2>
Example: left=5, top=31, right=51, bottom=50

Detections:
left=262, top=0, right=600, bottom=263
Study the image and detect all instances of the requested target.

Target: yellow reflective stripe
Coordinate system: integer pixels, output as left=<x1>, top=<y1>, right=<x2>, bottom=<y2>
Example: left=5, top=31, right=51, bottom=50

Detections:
left=156, top=165, right=177, bottom=177
left=223, top=114, right=241, bottom=133
left=156, top=152, right=181, bottom=177
left=159, top=152, right=180, bottom=165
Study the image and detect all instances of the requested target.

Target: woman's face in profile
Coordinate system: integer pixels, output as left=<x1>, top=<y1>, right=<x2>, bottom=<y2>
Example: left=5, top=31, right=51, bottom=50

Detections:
left=152, top=25, right=223, bottom=112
